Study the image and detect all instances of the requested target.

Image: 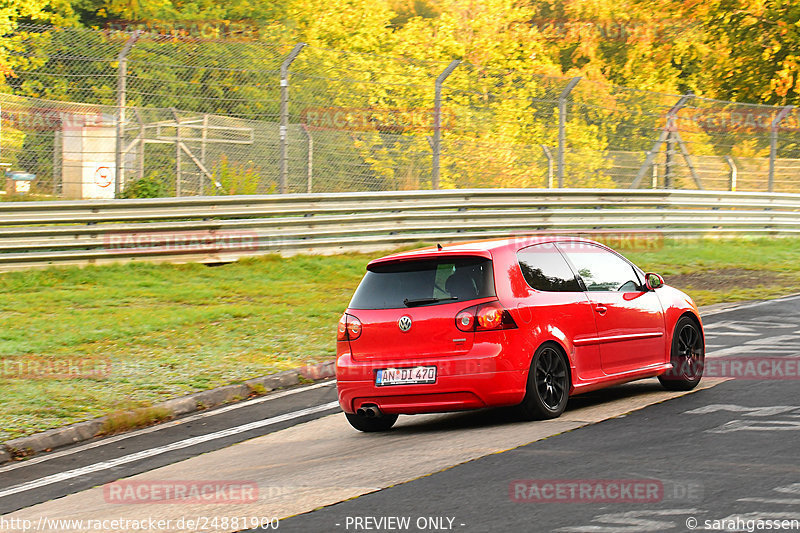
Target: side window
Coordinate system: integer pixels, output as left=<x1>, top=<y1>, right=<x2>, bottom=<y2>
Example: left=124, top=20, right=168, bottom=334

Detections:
left=558, top=243, right=642, bottom=292
left=517, top=243, right=582, bottom=292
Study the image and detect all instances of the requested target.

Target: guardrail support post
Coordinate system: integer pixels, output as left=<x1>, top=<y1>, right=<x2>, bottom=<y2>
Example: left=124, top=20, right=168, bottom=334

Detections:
left=115, top=31, right=141, bottom=197
left=557, top=77, right=581, bottom=188
left=432, top=60, right=460, bottom=190
left=769, top=105, right=793, bottom=192
left=724, top=155, right=737, bottom=192
left=279, top=43, right=307, bottom=194
left=541, top=145, right=554, bottom=188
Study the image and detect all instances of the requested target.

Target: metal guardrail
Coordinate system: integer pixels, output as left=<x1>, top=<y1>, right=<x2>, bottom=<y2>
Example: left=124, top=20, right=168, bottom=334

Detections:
left=1, top=189, right=800, bottom=271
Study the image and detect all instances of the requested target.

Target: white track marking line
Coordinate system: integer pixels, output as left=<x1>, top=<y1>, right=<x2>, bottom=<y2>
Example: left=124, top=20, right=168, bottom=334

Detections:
left=701, top=293, right=800, bottom=317
left=0, top=381, right=335, bottom=474
left=0, top=401, right=340, bottom=500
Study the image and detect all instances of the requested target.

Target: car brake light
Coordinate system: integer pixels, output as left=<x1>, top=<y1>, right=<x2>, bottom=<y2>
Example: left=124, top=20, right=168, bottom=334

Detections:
left=478, top=304, right=504, bottom=330
left=455, top=302, right=517, bottom=332
left=338, top=313, right=362, bottom=341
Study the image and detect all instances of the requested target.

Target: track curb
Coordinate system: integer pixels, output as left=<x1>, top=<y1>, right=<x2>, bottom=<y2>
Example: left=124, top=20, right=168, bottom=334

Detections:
left=0, top=360, right=335, bottom=464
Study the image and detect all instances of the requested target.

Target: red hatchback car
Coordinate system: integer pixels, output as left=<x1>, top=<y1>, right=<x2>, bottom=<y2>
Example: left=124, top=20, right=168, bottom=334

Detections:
left=336, top=236, right=705, bottom=432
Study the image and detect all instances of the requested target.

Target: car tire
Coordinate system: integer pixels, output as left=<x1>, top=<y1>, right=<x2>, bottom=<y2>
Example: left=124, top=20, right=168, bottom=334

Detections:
left=659, top=316, right=704, bottom=391
left=345, top=412, right=399, bottom=432
left=518, top=343, right=570, bottom=420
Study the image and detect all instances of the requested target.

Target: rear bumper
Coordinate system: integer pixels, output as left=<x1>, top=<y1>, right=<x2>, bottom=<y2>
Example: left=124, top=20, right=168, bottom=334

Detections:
left=336, top=351, right=526, bottom=415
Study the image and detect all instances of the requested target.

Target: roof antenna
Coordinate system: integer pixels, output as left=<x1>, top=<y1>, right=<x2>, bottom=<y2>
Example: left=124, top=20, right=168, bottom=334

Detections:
left=437, top=243, right=443, bottom=251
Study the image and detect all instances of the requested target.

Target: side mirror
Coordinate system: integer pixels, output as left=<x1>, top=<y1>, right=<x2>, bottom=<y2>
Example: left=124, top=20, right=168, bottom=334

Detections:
left=645, top=272, right=665, bottom=290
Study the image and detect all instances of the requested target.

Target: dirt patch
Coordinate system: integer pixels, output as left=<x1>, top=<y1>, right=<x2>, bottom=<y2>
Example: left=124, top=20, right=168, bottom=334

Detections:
left=665, top=268, right=794, bottom=292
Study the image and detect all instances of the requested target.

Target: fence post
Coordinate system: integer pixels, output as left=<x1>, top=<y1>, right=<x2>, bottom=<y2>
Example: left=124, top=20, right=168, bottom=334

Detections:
left=279, top=43, right=307, bottom=194
left=651, top=162, right=658, bottom=188
left=665, top=130, right=675, bottom=188
left=115, top=31, right=141, bottom=197
left=632, top=93, right=693, bottom=188
left=201, top=113, right=208, bottom=181
left=135, top=108, right=145, bottom=180
left=769, top=105, right=793, bottom=192
left=556, top=77, right=581, bottom=188
left=302, top=123, right=313, bottom=193
left=432, top=60, right=460, bottom=190
left=170, top=108, right=181, bottom=196
left=724, top=155, right=737, bottom=192
left=540, top=145, right=554, bottom=188
left=53, top=130, right=61, bottom=195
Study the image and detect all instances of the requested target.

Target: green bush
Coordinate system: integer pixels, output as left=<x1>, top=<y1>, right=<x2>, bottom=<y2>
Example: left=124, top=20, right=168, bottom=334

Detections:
left=122, top=173, right=171, bottom=198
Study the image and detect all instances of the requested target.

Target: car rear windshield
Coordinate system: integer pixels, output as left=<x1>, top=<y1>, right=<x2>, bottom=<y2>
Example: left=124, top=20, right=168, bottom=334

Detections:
left=349, top=256, right=496, bottom=310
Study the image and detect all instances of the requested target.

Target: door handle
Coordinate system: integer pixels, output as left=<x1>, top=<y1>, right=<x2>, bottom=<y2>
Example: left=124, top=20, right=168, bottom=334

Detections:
left=594, top=305, right=608, bottom=315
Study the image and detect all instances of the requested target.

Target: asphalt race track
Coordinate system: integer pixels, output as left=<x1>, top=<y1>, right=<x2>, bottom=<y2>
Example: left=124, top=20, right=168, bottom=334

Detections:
left=275, top=295, right=800, bottom=533
left=2, top=294, right=799, bottom=533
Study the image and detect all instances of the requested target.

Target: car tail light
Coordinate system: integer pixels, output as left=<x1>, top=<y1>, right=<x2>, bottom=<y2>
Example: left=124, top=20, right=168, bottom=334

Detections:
left=456, top=309, right=475, bottom=332
left=338, top=313, right=362, bottom=341
left=477, top=303, right=505, bottom=330
left=455, top=301, right=517, bottom=332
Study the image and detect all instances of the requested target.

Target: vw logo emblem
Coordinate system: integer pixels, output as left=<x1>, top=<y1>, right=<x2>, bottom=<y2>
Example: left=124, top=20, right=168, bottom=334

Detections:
left=398, top=315, right=412, bottom=332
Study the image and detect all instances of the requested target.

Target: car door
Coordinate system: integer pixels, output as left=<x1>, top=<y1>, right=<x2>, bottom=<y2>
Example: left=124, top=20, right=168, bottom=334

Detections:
left=515, top=243, right=604, bottom=381
left=557, top=242, right=666, bottom=375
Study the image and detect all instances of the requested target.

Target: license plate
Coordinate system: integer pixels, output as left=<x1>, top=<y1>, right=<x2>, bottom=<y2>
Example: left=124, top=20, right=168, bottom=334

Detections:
left=376, top=366, right=437, bottom=386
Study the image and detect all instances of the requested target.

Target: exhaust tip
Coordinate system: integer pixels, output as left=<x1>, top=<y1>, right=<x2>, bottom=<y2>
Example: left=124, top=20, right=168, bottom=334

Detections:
left=357, top=404, right=381, bottom=418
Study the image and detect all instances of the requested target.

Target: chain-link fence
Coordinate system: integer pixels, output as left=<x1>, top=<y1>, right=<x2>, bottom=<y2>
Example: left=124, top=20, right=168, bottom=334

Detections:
left=1, top=23, right=799, bottom=198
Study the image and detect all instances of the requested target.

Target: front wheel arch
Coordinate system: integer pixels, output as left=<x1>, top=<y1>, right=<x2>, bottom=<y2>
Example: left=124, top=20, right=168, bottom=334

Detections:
left=659, top=314, right=705, bottom=391
left=681, top=311, right=704, bottom=338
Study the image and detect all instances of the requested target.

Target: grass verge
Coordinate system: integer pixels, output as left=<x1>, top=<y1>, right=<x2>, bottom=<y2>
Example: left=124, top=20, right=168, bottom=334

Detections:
left=1, top=236, right=799, bottom=441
